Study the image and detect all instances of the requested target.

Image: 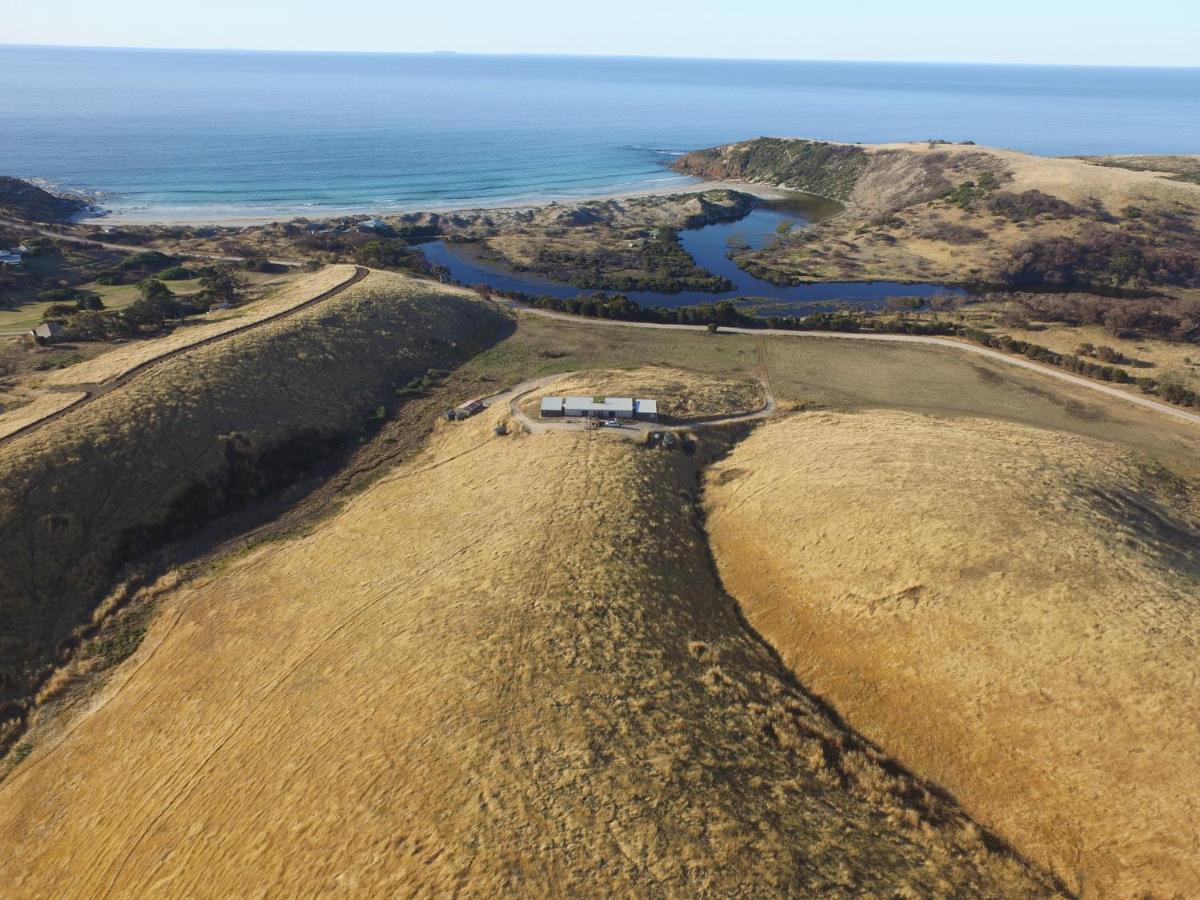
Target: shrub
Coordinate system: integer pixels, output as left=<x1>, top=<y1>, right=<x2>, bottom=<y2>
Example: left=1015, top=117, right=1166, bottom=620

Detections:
left=986, top=190, right=1079, bottom=222
left=37, top=287, right=83, bottom=302
left=139, top=279, right=175, bottom=301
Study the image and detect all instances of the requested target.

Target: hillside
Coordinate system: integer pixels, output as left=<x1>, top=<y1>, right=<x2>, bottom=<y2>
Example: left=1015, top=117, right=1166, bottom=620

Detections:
left=0, top=176, right=91, bottom=222
left=0, top=407, right=1059, bottom=897
left=675, top=138, right=1200, bottom=292
left=0, top=269, right=510, bottom=750
left=704, top=410, right=1200, bottom=898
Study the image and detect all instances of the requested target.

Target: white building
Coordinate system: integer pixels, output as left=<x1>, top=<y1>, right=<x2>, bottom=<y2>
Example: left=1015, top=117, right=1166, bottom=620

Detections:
left=540, top=396, right=658, bottom=421
left=0, top=250, right=22, bottom=267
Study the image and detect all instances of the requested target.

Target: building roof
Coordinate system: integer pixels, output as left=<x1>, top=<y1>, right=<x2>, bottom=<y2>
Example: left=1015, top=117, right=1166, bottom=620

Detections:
left=634, top=399, right=658, bottom=416
left=540, top=397, right=564, bottom=412
left=563, top=396, right=635, bottom=413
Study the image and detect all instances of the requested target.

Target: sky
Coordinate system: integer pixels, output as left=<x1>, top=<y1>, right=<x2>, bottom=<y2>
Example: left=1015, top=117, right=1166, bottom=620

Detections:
left=4, top=0, right=1198, bottom=68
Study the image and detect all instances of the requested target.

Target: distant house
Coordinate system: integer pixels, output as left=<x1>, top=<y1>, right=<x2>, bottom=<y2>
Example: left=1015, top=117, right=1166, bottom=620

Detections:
left=542, top=396, right=658, bottom=421
left=359, top=219, right=389, bottom=233
left=0, top=249, right=23, bottom=267
left=29, top=322, right=66, bottom=343
left=445, top=397, right=486, bottom=421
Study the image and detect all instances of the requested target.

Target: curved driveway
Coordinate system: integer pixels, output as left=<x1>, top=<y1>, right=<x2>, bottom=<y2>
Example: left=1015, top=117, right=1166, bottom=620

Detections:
left=487, top=371, right=776, bottom=439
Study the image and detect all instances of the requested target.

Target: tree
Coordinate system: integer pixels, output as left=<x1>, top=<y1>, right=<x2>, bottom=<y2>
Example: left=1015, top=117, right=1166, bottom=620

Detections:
left=200, top=265, right=248, bottom=306
left=126, top=291, right=182, bottom=327
left=707, top=322, right=719, bottom=334
left=139, top=279, right=175, bottom=301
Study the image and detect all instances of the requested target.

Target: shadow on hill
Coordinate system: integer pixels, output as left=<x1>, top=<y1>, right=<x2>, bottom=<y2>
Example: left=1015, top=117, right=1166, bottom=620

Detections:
left=0, top=279, right=514, bottom=759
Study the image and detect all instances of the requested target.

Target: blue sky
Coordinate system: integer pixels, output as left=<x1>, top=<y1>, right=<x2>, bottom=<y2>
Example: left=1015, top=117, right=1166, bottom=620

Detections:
left=5, top=0, right=1197, bottom=67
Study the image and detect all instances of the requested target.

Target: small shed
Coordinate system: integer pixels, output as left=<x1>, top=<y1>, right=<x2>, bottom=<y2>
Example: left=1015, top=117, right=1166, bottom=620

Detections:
left=634, top=399, right=658, bottom=421
left=457, top=398, right=485, bottom=416
left=540, top=396, right=565, bottom=418
left=29, top=322, right=66, bottom=343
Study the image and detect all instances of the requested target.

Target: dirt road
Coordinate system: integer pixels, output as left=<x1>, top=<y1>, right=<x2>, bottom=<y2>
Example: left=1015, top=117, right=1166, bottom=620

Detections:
left=515, top=307, right=1200, bottom=428
left=0, top=266, right=368, bottom=448
left=0, top=216, right=304, bottom=267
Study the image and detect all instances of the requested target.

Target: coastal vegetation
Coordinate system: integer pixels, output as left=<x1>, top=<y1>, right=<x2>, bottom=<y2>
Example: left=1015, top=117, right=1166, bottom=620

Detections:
left=676, top=138, right=1200, bottom=295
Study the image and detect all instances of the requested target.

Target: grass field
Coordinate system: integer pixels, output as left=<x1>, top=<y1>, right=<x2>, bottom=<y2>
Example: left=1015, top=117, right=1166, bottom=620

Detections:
left=0, top=407, right=1059, bottom=897
left=461, top=316, right=1200, bottom=474
left=0, top=268, right=509, bottom=743
left=0, top=267, right=305, bottom=334
left=4, top=305, right=1198, bottom=894
left=705, top=410, right=1200, bottom=897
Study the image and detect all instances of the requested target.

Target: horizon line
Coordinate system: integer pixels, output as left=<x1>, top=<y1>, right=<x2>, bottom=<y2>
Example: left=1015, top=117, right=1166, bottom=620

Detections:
left=2, top=41, right=1197, bottom=72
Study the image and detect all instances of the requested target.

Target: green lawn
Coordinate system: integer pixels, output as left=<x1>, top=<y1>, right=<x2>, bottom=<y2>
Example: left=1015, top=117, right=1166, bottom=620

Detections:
left=0, top=278, right=205, bottom=334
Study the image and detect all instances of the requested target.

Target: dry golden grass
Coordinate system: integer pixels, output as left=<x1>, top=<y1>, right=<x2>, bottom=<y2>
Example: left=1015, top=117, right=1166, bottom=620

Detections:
left=38, top=265, right=356, bottom=388
left=518, top=365, right=765, bottom=420
left=704, top=410, right=1200, bottom=898
left=745, top=141, right=1200, bottom=287
left=759, top=334, right=1200, bottom=477
left=0, top=270, right=508, bottom=736
left=0, top=391, right=85, bottom=440
left=0, top=408, right=1058, bottom=897
left=1003, top=320, right=1200, bottom=393
left=866, top=141, right=1200, bottom=212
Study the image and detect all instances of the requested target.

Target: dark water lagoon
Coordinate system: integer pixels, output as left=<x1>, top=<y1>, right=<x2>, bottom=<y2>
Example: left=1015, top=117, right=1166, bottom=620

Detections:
left=420, top=200, right=969, bottom=317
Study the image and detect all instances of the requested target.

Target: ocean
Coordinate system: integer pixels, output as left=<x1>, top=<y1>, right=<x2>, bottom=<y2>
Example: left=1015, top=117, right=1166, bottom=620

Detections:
left=2, top=45, right=1198, bottom=222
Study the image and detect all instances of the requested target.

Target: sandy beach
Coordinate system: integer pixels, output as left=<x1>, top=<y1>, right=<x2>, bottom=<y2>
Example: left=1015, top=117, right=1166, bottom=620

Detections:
left=78, top=179, right=794, bottom=227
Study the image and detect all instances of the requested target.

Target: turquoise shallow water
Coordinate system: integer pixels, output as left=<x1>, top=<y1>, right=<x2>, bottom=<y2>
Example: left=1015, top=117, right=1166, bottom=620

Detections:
left=3, top=46, right=1198, bottom=221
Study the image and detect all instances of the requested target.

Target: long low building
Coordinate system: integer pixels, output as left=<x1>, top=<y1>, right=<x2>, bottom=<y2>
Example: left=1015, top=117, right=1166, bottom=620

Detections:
left=540, top=396, right=658, bottom=421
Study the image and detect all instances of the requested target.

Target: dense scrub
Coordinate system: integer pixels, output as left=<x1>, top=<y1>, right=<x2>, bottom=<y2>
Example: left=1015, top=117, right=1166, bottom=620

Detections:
left=1000, top=222, right=1200, bottom=288
left=985, top=189, right=1080, bottom=222
left=675, top=138, right=869, bottom=200
left=530, top=227, right=732, bottom=293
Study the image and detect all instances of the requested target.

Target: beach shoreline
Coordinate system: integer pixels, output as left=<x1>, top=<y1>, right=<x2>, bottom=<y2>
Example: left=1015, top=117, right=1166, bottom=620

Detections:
left=77, top=179, right=794, bottom=228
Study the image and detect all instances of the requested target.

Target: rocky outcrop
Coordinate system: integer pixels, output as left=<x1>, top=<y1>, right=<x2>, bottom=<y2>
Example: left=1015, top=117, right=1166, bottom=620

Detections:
left=0, top=177, right=92, bottom=222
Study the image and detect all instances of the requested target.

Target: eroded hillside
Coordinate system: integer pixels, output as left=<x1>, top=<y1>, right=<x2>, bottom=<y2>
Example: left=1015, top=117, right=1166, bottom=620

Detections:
left=0, top=269, right=510, bottom=747
left=0, top=409, right=1059, bottom=897
left=704, top=410, right=1200, bottom=898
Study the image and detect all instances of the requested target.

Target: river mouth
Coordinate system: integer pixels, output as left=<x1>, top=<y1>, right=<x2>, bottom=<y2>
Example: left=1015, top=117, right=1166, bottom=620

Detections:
left=420, top=196, right=970, bottom=317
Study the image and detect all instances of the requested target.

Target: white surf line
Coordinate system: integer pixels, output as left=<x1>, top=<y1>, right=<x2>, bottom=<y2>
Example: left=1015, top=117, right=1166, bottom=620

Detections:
left=516, top=307, right=1200, bottom=428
